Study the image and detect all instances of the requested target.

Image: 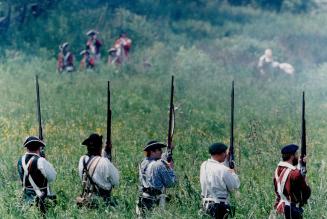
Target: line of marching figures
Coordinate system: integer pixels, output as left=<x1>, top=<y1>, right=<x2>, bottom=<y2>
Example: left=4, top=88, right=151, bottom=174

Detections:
left=57, top=30, right=132, bottom=73
left=17, top=77, right=310, bottom=219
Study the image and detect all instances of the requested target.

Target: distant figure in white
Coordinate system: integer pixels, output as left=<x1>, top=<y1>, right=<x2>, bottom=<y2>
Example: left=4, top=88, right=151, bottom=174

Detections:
left=258, top=49, right=295, bottom=76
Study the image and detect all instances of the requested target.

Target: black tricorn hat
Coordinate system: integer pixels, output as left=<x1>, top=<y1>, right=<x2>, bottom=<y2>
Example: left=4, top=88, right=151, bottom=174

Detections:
left=80, top=50, right=89, bottom=55
left=143, top=140, right=167, bottom=151
left=23, top=136, right=45, bottom=148
left=108, top=48, right=117, bottom=54
left=62, top=42, right=69, bottom=49
left=82, top=133, right=103, bottom=147
left=86, top=30, right=98, bottom=36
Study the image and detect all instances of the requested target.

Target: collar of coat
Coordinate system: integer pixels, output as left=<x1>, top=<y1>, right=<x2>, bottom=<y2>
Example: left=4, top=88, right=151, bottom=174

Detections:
left=277, top=161, right=296, bottom=170
left=208, top=158, right=225, bottom=164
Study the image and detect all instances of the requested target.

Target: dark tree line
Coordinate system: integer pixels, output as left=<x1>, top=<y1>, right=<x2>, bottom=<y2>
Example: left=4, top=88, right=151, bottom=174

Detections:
left=227, top=0, right=312, bottom=12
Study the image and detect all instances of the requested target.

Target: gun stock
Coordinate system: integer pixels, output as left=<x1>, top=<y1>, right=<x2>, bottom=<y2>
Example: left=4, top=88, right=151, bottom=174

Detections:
left=300, top=91, right=307, bottom=176
left=167, top=75, right=175, bottom=162
left=229, top=81, right=235, bottom=169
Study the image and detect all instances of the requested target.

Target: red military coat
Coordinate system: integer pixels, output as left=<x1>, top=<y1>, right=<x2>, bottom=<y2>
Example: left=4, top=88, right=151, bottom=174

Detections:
left=273, top=162, right=311, bottom=210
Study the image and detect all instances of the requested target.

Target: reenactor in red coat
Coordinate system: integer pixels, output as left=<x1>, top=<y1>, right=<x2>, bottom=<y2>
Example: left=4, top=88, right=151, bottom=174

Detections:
left=273, top=144, right=311, bottom=219
left=57, top=42, right=74, bottom=73
left=86, top=30, right=102, bottom=63
left=79, top=50, right=95, bottom=70
left=108, top=33, right=132, bottom=65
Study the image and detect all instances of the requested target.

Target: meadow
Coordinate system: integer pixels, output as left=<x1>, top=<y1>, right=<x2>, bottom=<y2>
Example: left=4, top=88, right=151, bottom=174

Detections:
left=0, top=2, right=327, bottom=218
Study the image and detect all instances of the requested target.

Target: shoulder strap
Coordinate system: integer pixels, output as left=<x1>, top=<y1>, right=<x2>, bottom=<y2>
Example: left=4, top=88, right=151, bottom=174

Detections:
left=22, top=155, right=44, bottom=197
left=275, top=167, right=292, bottom=205
left=87, top=157, right=101, bottom=178
left=139, top=160, right=156, bottom=189
left=83, top=156, right=101, bottom=185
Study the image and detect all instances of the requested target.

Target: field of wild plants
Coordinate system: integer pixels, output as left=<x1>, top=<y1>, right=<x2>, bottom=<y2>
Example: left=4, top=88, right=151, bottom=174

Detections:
left=1, top=2, right=327, bottom=218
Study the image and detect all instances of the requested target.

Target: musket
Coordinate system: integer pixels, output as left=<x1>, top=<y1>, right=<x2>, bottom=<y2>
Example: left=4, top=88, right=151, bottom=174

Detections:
left=300, top=91, right=307, bottom=176
left=35, top=76, right=56, bottom=198
left=229, top=81, right=235, bottom=169
left=167, top=75, right=175, bottom=162
left=106, top=81, right=112, bottom=161
left=35, top=75, right=45, bottom=157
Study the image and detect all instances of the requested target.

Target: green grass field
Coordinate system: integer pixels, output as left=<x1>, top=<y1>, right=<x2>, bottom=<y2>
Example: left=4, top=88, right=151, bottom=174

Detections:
left=0, top=2, right=327, bottom=218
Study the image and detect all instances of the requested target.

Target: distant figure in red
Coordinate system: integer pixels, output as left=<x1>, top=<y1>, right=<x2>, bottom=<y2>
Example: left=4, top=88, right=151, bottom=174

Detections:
left=86, top=30, right=102, bottom=64
left=79, top=50, right=95, bottom=70
left=57, top=42, right=74, bottom=73
left=108, top=33, right=132, bottom=65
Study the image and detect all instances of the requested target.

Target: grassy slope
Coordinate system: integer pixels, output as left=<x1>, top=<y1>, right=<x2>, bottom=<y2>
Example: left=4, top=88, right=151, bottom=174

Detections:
left=0, top=3, right=327, bottom=219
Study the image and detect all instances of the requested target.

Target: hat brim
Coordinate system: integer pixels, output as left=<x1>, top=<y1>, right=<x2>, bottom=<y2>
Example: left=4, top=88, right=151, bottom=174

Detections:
left=23, top=139, right=45, bottom=148
left=108, top=48, right=117, bottom=54
left=144, top=142, right=167, bottom=151
left=87, top=31, right=98, bottom=36
left=82, top=138, right=91, bottom=146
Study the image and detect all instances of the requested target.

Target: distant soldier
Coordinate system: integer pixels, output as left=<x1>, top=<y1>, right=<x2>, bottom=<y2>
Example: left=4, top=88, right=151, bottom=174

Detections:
left=57, top=42, right=74, bottom=73
left=76, top=133, right=119, bottom=207
left=200, top=143, right=240, bottom=219
left=86, top=30, right=102, bottom=63
left=17, top=136, right=57, bottom=213
left=108, top=33, right=132, bottom=65
left=79, top=50, right=95, bottom=70
left=258, top=48, right=295, bottom=76
left=136, top=140, right=176, bottom=216
left=273, top=144, right=311, bottom=219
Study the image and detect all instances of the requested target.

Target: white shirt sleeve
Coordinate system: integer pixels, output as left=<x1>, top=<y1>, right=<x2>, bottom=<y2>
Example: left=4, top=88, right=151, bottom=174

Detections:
left=37, top=157, right=57, bottom=182
left=102, top=159, right=119, bottom=186
left=258, top=55, right=265, bottom=67
left=78, top=156, right=88, bottom=180
left=200, top=162, right=207, bottom=197
left=223, top=170, right=240, bottom=192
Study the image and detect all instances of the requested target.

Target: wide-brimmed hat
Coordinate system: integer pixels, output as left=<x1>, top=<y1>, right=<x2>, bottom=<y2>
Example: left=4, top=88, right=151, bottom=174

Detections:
left=82, top=133, right=103, bottom=147
left=86, top=30, right=98, bottom=36
left=23, top=136, right=45, bottom=148
left=143, top=140, right=167, bottom=151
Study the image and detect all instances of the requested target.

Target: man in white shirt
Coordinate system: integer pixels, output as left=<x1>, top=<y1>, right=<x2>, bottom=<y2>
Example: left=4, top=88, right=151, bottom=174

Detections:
left=17, top=136, right=57, bottom=213
left=78, top=133, right=119, bottom=206
left=200, top=143, right=240, bottom=219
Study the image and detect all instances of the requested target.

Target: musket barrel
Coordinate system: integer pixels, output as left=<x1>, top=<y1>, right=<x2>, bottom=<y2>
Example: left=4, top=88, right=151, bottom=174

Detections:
left=300, top=91, right=307, bottom=176
left=107, top=80, right=112, bottom=161
left=35, top=75, right=43, bottom=141
left=167, top=75, right=175, bottom=161
left=229, top=81, right=235, bottom=169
